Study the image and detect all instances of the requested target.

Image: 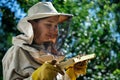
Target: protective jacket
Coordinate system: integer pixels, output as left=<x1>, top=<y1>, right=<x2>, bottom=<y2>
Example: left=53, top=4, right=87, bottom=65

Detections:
left=2, top=18, right=70, bottom=80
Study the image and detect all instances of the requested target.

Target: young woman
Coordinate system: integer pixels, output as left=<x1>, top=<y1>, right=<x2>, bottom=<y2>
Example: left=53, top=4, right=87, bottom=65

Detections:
left=2, top=2, right=87, bottom=80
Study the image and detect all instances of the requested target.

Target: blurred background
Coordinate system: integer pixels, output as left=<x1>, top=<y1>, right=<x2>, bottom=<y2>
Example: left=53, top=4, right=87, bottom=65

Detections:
left=0, top=0, right=120, bottom=80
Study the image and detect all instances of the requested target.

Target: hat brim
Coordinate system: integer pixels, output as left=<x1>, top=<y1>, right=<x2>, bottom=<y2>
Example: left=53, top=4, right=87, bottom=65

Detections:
left=25, top=13, right=73, bottom=23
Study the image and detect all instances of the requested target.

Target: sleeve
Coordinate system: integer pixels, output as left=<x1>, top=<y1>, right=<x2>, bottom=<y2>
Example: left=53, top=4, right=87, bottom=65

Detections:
left=2, top=46, right=36, bottom=80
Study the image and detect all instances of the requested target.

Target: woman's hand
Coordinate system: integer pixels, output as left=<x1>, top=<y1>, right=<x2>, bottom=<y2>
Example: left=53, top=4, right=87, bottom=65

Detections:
left=32, top=60, right=64, bottom=80
left=66, top=60, right=88, bottom=80
left=74, top=60, right=88, bottom=75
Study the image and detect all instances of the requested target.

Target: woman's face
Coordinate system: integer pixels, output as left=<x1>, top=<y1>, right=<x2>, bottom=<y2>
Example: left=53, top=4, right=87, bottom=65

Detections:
left=32, top=16, right=59, bottom=44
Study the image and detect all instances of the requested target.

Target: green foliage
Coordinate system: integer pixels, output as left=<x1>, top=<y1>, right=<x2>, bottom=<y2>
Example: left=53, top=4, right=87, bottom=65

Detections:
left=0, top=0, right=120, bottom=79
left=17, top=0, right=40, bottom=12
left=53, top=0, right=120, bottom=79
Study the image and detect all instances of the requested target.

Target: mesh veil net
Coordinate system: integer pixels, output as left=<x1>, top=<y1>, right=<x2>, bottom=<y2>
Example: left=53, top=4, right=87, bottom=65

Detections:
left=55, top=19, right=72, bottom=51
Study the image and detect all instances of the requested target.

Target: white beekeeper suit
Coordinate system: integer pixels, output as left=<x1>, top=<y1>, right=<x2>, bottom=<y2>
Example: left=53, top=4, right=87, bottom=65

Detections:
left=2, top=2, right=73, bottom=80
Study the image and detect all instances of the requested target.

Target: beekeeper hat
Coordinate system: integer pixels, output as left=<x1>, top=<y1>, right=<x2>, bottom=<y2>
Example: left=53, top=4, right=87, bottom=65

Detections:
left=25, top=2, right=73, bottom=23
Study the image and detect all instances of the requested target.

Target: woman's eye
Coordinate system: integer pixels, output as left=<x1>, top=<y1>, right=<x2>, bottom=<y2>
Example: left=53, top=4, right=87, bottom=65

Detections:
left=46, top=24, right=52, bottom=26
left=45, top=24, right=52, bottom=28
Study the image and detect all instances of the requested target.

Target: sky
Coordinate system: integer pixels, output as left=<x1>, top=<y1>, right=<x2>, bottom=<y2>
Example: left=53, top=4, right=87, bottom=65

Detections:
left=0, top=0, right=26, bottom=20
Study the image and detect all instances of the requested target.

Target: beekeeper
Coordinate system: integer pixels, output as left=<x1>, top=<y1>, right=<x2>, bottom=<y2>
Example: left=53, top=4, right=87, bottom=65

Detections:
left=2, top=2, right=87, bottom=80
